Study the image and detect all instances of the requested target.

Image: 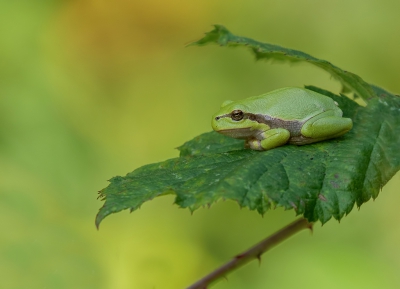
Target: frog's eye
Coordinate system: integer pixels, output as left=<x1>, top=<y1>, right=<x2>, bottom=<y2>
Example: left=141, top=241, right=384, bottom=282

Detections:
left=231, top=110, right=244, bottom=121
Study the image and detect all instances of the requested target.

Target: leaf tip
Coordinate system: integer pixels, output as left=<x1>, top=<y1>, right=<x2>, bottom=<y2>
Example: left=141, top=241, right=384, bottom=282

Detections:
left=95, top=212, right=103, bottom=230
left=186, top=24, right=231, bottom=47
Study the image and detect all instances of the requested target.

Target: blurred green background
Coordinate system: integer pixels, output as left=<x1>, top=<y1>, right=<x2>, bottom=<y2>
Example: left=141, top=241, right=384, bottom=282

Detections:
left=1, top=1, right=400, bottom=288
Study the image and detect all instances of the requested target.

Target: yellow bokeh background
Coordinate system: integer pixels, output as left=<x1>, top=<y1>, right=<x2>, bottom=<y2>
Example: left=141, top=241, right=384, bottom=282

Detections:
left=1, top=1, right=400, bottom=288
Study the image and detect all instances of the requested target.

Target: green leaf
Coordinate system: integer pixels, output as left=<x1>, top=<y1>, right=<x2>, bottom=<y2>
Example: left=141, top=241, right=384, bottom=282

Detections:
left=95, top=27, right=400, bottom=227
left=190, top=25, right=376, bottom=102
left=177, top=131, right=244, bottom=157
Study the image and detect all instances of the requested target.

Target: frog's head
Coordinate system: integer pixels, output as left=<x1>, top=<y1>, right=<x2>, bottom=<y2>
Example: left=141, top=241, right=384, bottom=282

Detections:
left=211, top=100, right=267, bottom=139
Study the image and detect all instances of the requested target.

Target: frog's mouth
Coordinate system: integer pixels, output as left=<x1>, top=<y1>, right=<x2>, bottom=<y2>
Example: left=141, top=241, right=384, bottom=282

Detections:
left=216, top=127, right=254, bottom=139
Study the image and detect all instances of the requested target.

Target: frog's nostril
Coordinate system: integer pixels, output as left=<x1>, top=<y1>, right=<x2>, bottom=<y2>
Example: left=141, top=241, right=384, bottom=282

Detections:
left=215, top=116, right=220, bottom=120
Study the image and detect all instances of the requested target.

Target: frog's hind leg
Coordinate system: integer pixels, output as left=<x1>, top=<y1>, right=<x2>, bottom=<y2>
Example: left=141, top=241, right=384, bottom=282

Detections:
left=301, top=110, right=353, bottom=140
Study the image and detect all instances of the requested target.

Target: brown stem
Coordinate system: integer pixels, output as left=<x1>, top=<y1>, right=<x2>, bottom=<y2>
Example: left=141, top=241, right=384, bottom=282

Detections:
left=186, top=218, right=313, bottom=289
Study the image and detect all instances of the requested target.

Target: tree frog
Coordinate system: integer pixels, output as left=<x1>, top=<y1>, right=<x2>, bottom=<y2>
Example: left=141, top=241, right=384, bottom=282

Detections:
left=211, top=87, right=353, bottom=151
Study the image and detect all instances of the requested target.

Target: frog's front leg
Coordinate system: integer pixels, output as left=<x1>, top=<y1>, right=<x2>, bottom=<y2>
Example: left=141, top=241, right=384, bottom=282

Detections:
left=246, top=128, right=290, bottom=151
left=301, top=110, right=353, bottom=141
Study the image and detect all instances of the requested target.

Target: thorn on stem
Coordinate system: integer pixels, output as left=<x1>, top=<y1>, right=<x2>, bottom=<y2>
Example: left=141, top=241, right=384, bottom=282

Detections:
left=256, top=254, right=262, bottom=266
left=308, top=223, right=314, bottom=234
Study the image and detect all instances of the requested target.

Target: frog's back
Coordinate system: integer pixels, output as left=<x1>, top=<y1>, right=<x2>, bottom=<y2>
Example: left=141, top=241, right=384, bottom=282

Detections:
left=247, top=87, right=339, bottom=121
